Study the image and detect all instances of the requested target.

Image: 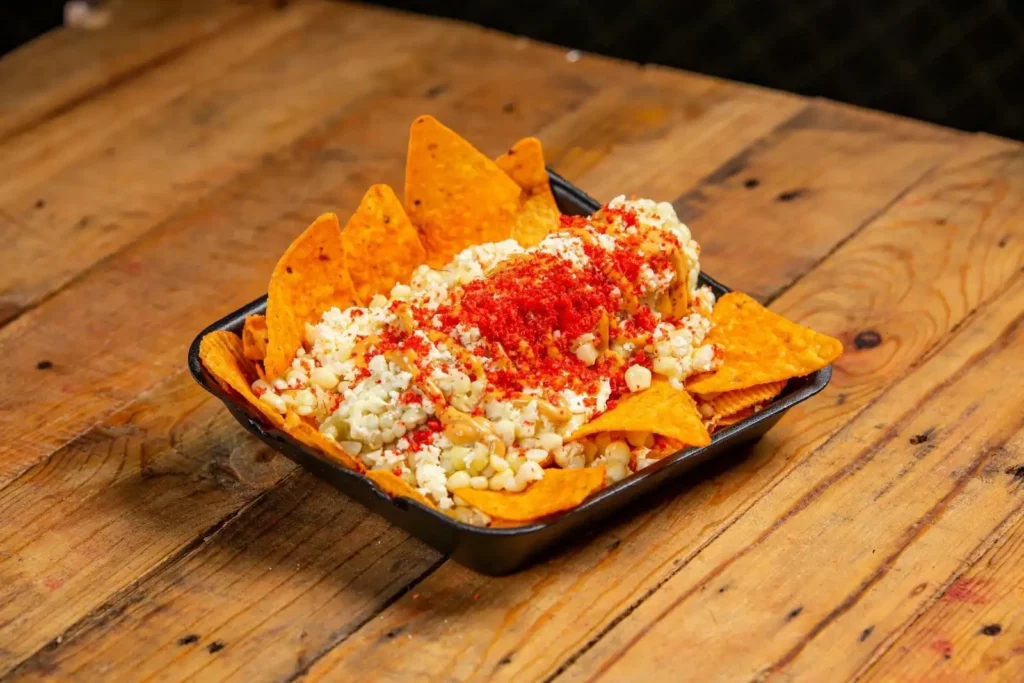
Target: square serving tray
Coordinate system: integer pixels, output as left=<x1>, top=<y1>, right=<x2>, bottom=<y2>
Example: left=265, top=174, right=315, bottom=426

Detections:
left=188, top=171, right=832, bottom=576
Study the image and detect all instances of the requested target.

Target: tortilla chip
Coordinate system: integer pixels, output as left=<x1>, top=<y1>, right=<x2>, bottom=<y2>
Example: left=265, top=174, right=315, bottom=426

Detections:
left=264, top=213, right=357, bottom=379
left=716, top=406, right=756, bottom=428
left=649, top=436, right=685, bottom=459
left=687, top=293, right=843, bottom=394
left=199, top=331, right=285, bottom=429
left=282, top=412, right=365, bottom=473
left=405, top=115, right=521, bottom=267
left=511, top=193, right=561, bottom=248
left=453, top=466, right=605, bottom=522
left=496, top=137, right=561, bottom=248
left=496, top=137, right=549, bottom=194
left=701, top=380, right=787, bottom=420
left=366, top=469, right=435, bottom=508
left=343, top=184, right=427, bottom=304
left=570, top=378, right=711, bottom=448
left=242, top=314, right=269, bottom=361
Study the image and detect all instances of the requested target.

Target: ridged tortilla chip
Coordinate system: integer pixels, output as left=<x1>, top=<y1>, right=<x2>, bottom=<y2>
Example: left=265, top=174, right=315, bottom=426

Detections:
left=453, top=466, right=605, bottom=522
left=343, top=184, right=427, bottom=304
left=242, top=314, right=269, bottom=361
left=405, top=115, right=521, bottom=267
left=283, top=413, right=365, bottom=473
left=570, top=378, right=711, bottom=448
left=199, top=331, right=284, bottom=429
left=687, top=293, right=843, bottom=394
left=366, top=469, right=435, bottom=508
left=716, top=406, right=756, bottom=428
left=264, top=213, right=357, bottom=379
left=496, top=137, right=561, bottom=247
left=700, top=380, right=787, bottom=420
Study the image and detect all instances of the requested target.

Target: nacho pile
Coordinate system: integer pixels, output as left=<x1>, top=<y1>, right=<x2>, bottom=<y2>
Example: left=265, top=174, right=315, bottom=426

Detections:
left=200, top=116, right=842, bottom=527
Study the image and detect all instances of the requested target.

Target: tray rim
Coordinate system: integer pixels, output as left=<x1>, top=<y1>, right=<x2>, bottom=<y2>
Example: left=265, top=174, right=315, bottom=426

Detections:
left=187, top=170, right=833, bottom=537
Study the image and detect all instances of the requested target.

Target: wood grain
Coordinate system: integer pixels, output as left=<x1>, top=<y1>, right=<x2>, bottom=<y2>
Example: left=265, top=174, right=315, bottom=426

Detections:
left=0, top=64, right=800, bottom=682
left=2, top=3, right=1020, bottom=681
left=553, top=149, right=1024, bottom=682
left=0, top=0, right=254, bottom=141
left=299, top=139, right=1023, bottom=683
left=0, top=1, right=445, bottom=327
left=860, top=467, right=1024, bottom=682
left=0, top=14, right=621, bottom=486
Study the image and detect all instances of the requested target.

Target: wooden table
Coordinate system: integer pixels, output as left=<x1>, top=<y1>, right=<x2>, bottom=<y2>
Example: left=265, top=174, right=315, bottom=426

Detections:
left=1, top=1, right=1022, bottom=680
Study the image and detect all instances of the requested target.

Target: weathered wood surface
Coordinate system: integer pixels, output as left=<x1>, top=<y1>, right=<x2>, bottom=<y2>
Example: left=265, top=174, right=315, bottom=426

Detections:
left=1, top=2, right=1021, bottom=681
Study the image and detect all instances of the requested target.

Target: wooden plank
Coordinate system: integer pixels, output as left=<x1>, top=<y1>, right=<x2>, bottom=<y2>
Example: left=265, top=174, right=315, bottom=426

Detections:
left=297, top=139, right=1024, bottom=682
left=547, top=153, right=1024, bottom=682
left=5, top=464, right=443, bottom=682
left=0, top=0, right=254, bottom=141
left=859, top=486, right=1024, bottom=682
left=0, top=14, right=622, bottom=486
left=0, top=76, right=805, bottom=680
left=0, top=1, right=450, bottom=327
left=0, top=42, right=632, bottom=673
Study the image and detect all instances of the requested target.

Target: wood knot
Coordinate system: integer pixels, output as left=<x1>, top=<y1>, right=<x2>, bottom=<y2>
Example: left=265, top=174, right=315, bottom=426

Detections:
left=776, top=188, right=806, bottom=202
left=853, top=330, right=882, bottom=349
left=36, top=360, right=53, bottom=370
left=980, top=624, right=1002, bottom=636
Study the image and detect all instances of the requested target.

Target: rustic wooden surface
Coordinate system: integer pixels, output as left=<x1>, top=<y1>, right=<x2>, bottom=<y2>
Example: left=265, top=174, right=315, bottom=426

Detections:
left=1, top=1, right=1022, bottom=681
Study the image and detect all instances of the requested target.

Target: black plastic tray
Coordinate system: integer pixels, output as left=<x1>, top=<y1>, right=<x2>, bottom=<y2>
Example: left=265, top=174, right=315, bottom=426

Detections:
left=188, top=171, right=832, bottom=575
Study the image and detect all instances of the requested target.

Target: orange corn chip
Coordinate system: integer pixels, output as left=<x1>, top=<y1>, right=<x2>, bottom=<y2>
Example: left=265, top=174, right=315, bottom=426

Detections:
left=701, top=380, right=787, bottom=420
left=649, top=436, right=685, bottom=460
left=242, top=314, right=269, bottom=361
left=264, top=213, right=357, bottom=379
left=570, top=378, right=711, bottom=448
left=716, top=406, right=756, bottom=428
left=687, top=293, right=843, bottom=394
left=405, top=115, right=521, bottom=267
left=453, top=466, right=606, bottom=522
left=511, top=193, right=561, bottom=248
left=496, top=137, right=550, bottom=191
left=199, top=331, right=285, bottom=429
left=496, top=137, right=561, bottom=248
left=343, top=184, right=427, bottom=304
left=282, top=412, right=365, bottom=473
left=366, top=469, right=435, bottom=508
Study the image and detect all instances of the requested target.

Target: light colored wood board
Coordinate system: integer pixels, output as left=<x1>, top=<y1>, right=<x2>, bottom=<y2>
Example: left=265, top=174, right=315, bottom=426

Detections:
left=553, top=171, right=1024, bottom=679
left=0, top=45, right=626, bottom=673
left=674, top=100, right=961, bottom=301
left=859, top=489, right=1024, bottom=682
left=0, top=24, right=617, bottom=486
left=538, top=65, right=806, bottom=201
left=0, top=1, right=328, bottom=207
left=299, top=139, right=1024, bottom=682
left=0, top=0, right=255, bottom=141
left=0, top=374, right=297, bottom=675
left=564, top=273, right=1024, bottom=683
left=0, top=1, right=450, bottom=327
left=6, top=468, right=441, bottom=683
left=0, top=66, right=790, bottom=679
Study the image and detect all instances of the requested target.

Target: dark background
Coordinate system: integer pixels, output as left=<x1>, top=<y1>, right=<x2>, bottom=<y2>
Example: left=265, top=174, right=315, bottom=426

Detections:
left=4, top=0, right=1022, bottom=139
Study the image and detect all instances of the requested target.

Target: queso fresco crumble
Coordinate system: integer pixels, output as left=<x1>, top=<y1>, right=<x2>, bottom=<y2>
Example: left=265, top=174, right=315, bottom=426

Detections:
left=251, top=196, right=721, bottom=524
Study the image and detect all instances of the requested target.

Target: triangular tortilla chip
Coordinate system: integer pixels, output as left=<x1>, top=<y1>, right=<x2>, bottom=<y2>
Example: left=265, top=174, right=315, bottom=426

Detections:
left=283, top=412, right=365, bottom=473
left=699, top=380, right=787, bottom=420
left=570, top=378, right=710, bottom=447
left=366, top=469, right=435, bottom=508
left=687, top=293, right=843, bottom=394
left=496, top=137, right=550, bottom=193
left=404, top=115, right=521, bottom=267
left=343, top=184, right=427, bottom=304
left=264, top=213, right=357, bottom=379
left=496, top=137, right=561, bottom=247
left=511, top=194, right=561, bottom=248
left=242, top=314, right=269, bottom=361
left=199, top=331, right=285, bottom=429
left=453, top=466, right=605, bottom=522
